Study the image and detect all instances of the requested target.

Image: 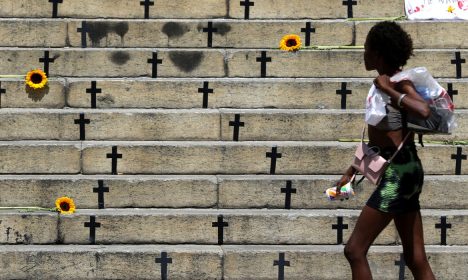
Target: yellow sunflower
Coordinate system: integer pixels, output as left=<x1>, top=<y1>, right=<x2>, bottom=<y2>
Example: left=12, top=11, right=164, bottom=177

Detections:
left=279, top=34, right=302, bottom=52
left=448, top=5, right=455, bottom=13
left=25, top=69, right=48, bottom=90
left=55, top=197, right=76, bottom=214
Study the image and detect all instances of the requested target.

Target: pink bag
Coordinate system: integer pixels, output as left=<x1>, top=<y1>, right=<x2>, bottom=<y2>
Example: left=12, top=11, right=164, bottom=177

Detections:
left=352, top=125, right=410, bottom=185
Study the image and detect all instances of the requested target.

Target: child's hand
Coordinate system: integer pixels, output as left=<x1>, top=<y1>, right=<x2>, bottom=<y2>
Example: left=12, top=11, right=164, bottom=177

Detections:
left=373, top=74, right=395, bottom=92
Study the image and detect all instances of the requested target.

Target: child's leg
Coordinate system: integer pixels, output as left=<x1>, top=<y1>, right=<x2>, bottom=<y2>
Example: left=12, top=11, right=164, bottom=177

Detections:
left=344, top=205, right=393, bottom=280
left=394, top=210, right=435, bottom=280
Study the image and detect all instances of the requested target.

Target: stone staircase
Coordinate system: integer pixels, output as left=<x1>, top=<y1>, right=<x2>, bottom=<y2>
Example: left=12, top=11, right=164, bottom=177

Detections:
left=0, top=0, right=468, bottom=279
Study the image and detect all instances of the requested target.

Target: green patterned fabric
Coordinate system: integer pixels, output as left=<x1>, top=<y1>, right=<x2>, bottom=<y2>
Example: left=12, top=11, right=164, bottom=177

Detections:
left=366, top=144, right=424, bottom=214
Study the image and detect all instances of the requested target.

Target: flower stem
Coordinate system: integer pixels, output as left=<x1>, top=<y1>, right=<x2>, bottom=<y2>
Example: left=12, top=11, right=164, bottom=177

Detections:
left=0, top=75, right=25, bottom=78
left=347, top=16, right=406, bottom=21
left=0, top=206, right=57, bottom=212
left=302, top=45, right=364, bottom=50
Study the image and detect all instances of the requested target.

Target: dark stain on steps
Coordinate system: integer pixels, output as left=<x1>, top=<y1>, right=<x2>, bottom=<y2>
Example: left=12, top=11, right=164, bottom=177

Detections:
left=162, top=22, right=189, bottom=38
left=169, top=51, right=204, bottom=72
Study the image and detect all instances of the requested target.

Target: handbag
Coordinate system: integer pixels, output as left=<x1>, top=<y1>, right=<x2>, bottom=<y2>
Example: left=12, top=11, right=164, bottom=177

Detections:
left=351, top=125, right=410, bottom=185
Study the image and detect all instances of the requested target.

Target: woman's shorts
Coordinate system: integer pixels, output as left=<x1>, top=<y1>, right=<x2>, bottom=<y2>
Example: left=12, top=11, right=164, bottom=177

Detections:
left=366, top=144, right=424, bottom=214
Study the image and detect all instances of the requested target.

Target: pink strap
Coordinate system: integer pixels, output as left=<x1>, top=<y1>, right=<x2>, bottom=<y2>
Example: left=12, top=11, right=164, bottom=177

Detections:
left=360, top=124, right=411, bottom=163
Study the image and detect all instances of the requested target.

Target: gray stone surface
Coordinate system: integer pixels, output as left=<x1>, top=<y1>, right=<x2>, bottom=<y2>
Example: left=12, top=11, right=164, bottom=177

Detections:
left=0, top=211, right=58, bottom=244
left=0, top=0, right=227, bottom=19
left=228, top=0, right=405, bottom=19
left=0, top=142, right=81, bottom=174
left=0, top=175, right=217, bottom=209
left=0, top=79, right=66, bottom=108
left=0, top=245, right=223, bottom=279
left=0, top=19, right=67, bottom=47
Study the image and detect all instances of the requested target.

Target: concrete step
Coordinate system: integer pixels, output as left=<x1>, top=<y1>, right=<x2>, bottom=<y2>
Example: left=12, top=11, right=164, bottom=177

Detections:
left=2, top=19, right=467, bottom=49
left=0, top=245, right=223, bottom=280
left=0, top=0, right=404, bottom=19
left=0, top=175, right=466, bottom=210
left=0, top=108, right=466, bottom=141
left=1, top=141, right=467, bottom=175
left=0, top=244, right=466, bottom=279
left=1, top=209, right=467, bottom=245
left=2, top=78, right=467, bottom=110
left=0, top=48, right=466, bottom=78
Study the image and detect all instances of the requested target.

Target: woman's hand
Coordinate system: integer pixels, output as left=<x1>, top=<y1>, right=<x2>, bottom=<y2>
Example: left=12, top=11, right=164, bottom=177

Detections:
left=373, top=74, right=395, bottom=92
left=335, top=167, right=355, bottom=194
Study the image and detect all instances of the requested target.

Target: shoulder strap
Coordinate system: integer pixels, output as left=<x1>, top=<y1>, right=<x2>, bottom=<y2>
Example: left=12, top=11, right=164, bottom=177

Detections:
left=387, top=132, right=411, bottom=163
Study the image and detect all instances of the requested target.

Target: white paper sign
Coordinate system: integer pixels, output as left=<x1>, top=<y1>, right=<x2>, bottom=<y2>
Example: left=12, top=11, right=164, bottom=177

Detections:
left=405, top=0, right=468, bottom=19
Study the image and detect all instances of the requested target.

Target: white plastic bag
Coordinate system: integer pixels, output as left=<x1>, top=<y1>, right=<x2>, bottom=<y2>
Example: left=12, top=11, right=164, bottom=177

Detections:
left=405, top=0, right=468, bottom=20
left=365, top=84, right=388, bottom=126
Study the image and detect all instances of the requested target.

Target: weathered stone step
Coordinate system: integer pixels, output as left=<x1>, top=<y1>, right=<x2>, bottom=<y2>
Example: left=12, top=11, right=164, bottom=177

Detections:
left=0, top=0, right=404, bottom=19
left=0, top=245, right=465, bottom=279
left=1, top=209, right=467, bottom=245
left=1, top=108, right=466, bottom=141
left=2, top=19, right=467, bottom=49
left=1, top=141, right=467, bottom=175
left=0, top=48, right=466, bottom=78
left=2, top=78, right=466, bottom=110
left=0, top=175, right=466, bottom=210
left=0, top=245, right=223, bottom=279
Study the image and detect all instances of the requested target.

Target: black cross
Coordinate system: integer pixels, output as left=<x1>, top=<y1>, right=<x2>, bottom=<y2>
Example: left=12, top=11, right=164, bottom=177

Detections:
left=332, top=216, right=348, bottom=244
left=240, top=0, right=255, bottom=19
left=198, top=81, right=214, bottom=108
left=229, top=114, right=245, bottom=141
left=336, top=82, right=352, bottom=109
left=155, top=252, right=172, bottom=280
left=451, top=147, right=467, bottom=175
left=74, top=113, right=90, bottom=140
left=435, top=216, right=452, bottom=245
left=281, top=181, right=296, bottom=210
left=394, top=253, right=406, bottom=280
left=343, top=0, right=358, bottom=18
left=84, top=216, right=101, bottom=244
left=86, top=81, right=102, bottom=109
left=256, top=51, right=272, bottom=78
left=266, top=147, right=282, bottom=175
left=202, top=22, right=218, bottom=48
left=140, top=0, right=154, bottom=19
left=93, top=180, right=109, bottom=209
left=212, top=215, right=229, bottom=245
left=451, top=51, right=466, bottom=79
left=147, top=52, right=163, bottom=78
left=273, top=253, right=290, bottom=280
left=447, top=83, right=458, bottom=101
left=300, top=22, right=316, bottom=47
left=0, top=82, right=6, bottom=108
left=106, top=146, right=123, bottom=175
left=49, top=0, right=63, bottom=18
left=39, top=51, right=56, bottom=77
left=77, top=21, right=89, bottom=48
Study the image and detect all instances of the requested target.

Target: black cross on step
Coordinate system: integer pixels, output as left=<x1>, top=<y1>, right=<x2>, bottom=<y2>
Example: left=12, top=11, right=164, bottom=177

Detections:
left=140, top=0, right=154, bottom=19
left=74, top=113, right=90, bottom=140
left=332, top=216, right=348, bottom=244
left=84, top=216, right=101, bottom=244
left=336, top=82, right=352, bottom=109
left=93, top=180, right=109, bottom=209
left=394, top=253, right=406, bottom=280
left=77, top=21, right=89, bottom=48
left=39, top=51, right=55, bottom=77
left=451, top=51, right=466, bottom=79
left=273, top=252, right=290, bottom=280
left=240, top=0, right=255, bottom=19
left=447, top=83, right=458, bottom=101
left=343, top=0, right=358, bottom=18
left=301, top=22, right=315, bottom=47
left=148, top=52, right=163, bottom=78
left=256, top=51, right=272, bottom=78
left=281, top=181, right=296, bottom=210
left=155, top=252, right=172, bottom=280
left=212, top=215, right=229, bottom=245
left=198, top=81, right=214, bottom=108
left=203, top=22, right=218, bottom=48
left=229, top=114, right=244, bottom=141
left=49, top=0, right=63, bottom=18
left=86, top=81, right=102, bottom=109
left=0, top=82, right=6, bottom=108
left=435, top=216, right=452, bottom=245
left=451, top=147, right=467, bottom=175
left=106, top=146, right=123, bottom=175
left=266, top=146, right=282, bottom=175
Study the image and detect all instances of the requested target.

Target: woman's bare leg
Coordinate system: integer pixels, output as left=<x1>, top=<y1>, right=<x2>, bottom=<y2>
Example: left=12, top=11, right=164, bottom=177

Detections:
left=394, top=210, right=435, bottom=280
left=344, top=206, right=394, bottom=280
